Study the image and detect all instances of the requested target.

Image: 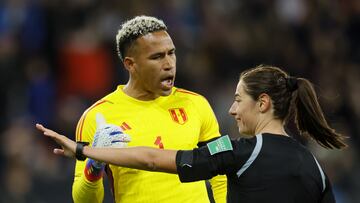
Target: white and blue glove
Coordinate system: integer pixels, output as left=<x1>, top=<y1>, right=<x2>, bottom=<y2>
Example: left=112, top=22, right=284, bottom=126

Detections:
left=92, top=113, right=131, bottom=148
left=84, top=113, right=131, bottom=182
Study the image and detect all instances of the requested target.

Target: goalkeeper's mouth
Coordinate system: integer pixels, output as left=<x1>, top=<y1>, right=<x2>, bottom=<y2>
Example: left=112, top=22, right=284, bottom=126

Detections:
left=160, top=75, right=174, bottom=90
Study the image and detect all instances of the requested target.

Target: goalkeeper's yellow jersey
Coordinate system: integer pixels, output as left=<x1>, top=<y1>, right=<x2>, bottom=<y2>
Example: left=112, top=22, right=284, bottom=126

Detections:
left=73, top=85, right=227, bottom=203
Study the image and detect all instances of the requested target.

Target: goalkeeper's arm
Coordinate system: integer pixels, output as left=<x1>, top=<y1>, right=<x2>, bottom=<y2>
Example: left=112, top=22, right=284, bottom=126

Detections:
left=72, top=113, right=105, bottom=203
left=72, top=113, right=130, bottom=203
left=72, top=159, right=105, bottom=203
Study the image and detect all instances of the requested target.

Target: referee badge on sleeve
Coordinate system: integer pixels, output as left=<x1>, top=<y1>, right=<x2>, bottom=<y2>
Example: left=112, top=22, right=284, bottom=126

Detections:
left=207, top=135, right=233, bottom=155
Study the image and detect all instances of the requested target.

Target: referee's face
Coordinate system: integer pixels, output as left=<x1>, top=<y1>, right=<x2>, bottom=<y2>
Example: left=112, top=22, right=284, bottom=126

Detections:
left=126, top=30, right=176, bottom=100
left=229, top=81, right=259, bottom=136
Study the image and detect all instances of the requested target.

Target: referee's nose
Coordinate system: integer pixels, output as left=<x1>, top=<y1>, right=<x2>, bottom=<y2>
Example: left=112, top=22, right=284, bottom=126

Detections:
left=229, top=101, right=237, bottom=116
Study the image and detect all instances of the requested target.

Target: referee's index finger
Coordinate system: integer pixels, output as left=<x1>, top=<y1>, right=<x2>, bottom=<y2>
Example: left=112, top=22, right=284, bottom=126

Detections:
left=36, top=123, right=55, bottom=137
left=36, top=123, right=46, bottom=131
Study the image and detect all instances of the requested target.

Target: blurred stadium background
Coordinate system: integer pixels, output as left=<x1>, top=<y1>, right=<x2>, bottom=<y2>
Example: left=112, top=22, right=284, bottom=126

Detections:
left=0, top=0, right=359, bottom=202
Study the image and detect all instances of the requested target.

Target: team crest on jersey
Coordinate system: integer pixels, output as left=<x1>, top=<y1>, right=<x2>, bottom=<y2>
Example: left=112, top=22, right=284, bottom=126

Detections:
left=169, top=108, right=187, bottom=125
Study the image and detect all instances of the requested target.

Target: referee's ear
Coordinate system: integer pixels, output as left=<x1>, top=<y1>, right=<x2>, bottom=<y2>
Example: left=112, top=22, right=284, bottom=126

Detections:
left=258, top=93, right=271, bottom=113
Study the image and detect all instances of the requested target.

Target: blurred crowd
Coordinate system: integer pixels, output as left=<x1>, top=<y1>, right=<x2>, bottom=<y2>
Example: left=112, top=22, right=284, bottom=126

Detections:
left=0, top=0, right=359, bottom=202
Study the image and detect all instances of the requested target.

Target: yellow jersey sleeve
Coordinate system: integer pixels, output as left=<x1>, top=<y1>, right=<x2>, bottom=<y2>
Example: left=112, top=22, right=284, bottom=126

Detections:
left=195, top=96, right=221, bottom=142
left=194, top=95, right=228, bottom=203
left=72, top=101, right=106, bottom=203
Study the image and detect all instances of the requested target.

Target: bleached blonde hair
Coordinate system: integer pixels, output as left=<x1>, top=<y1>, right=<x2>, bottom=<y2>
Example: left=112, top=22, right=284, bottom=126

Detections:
left=116, top=16, right=167, bottom=61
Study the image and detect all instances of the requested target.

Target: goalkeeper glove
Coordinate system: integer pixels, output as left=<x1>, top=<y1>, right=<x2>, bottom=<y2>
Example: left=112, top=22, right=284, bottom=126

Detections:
left=84, top=113, right=131, bottom=182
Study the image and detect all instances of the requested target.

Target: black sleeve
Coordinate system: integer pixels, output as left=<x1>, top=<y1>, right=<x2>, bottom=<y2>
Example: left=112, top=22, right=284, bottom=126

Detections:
left=320, top=174, right=335, bottom=203
left=176, top=148, right=214, bottom=182
left=176, top=137, right=257, bottom=182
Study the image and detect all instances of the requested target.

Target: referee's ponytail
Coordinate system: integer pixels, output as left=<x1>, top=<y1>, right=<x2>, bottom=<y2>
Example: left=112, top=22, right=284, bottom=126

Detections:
left=293, top=78, right=347, bottom=149
left=240, top=65, right=347, bottom=149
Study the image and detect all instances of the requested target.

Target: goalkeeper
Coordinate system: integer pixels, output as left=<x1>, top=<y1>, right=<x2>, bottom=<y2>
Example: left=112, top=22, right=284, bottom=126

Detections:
left=71, top=15, right=227, bottom=203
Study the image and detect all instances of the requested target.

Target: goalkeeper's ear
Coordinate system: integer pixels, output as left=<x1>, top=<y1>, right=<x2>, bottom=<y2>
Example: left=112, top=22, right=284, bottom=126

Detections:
left=96, top=113, right=107, bottom=129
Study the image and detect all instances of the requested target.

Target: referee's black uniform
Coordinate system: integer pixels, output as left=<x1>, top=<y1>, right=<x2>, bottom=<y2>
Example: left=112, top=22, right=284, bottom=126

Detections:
left=176, top=133, right=335, bottom=203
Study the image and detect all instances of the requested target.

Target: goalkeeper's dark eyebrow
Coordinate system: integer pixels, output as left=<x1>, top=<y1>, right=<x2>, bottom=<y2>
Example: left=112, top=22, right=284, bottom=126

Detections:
left=148, top=48, right=176, bottom=59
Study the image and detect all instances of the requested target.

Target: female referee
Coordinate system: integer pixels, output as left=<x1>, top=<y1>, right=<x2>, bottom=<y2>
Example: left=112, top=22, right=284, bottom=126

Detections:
left=37, top=65, right=346, bottom=203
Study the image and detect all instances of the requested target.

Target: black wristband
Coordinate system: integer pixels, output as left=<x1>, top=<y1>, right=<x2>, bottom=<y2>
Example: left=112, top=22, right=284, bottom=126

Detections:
left=76, top=141, right=89, bottom=161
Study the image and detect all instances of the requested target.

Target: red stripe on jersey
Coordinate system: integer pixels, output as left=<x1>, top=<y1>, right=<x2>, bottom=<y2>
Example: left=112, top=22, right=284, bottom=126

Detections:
left=169, top=109, right=179, bottom=123
left=122, top=122, right=131, bottom=130
left=120, top=126, right=126, bottom=131
left=75, top=116, right=83, bottom=141
left=76, top=114, right=87, bottom=141
left=78, top=100, right=108, bottom=141
left=179, top=108, right=187, bottom=122
left=175, top=89, right=199, bottom=96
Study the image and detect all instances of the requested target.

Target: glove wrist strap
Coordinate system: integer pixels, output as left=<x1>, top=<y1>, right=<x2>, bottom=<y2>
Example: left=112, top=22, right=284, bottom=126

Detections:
left=84, top=159, right=105, bottom=182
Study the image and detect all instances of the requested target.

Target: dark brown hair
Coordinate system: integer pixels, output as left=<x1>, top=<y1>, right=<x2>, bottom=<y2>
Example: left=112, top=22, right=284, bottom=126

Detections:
left=116, top=16, right=167, bottom=61
left=240, top=65, right=346, bottom=149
